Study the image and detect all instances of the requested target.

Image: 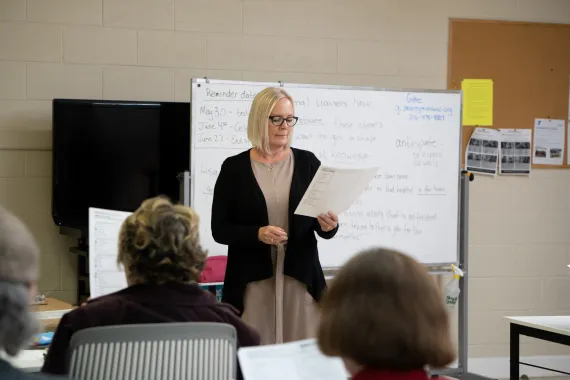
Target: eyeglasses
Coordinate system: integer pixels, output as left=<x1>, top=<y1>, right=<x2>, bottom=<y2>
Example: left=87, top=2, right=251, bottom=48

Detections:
left=268, top=116, right=299, bottom=127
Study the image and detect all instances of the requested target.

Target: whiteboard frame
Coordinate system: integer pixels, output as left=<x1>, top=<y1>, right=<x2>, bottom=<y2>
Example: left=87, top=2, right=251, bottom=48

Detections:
left=190, top=78, right=464, bottom=268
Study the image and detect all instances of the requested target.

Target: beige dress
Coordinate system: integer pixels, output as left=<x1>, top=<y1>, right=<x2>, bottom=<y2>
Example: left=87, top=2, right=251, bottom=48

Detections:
left=242, top=152, right=320, bottom=345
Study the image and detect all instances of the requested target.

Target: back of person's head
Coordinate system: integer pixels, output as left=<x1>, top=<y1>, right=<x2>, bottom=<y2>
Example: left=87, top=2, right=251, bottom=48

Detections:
left=0, top=207, right=42, bottom=356
left=317, top=248, right=455, bottom=372
left=118, top=196, right=207, bottom=285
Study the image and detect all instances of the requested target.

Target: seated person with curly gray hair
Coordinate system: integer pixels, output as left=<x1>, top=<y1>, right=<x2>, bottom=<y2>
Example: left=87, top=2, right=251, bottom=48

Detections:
left=0, top=207, right=65, bottom=379
left=41, top=197, right=260, bottom=377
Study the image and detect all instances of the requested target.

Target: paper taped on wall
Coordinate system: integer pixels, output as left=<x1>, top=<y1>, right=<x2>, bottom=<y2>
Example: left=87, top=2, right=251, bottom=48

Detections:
left=498, top=129, right=531, bottom=176
left=532, top=118, right=565, bottom=166
left=461, top=79, right=494, bottom=126
left=465, top=128, right=499, bottom=175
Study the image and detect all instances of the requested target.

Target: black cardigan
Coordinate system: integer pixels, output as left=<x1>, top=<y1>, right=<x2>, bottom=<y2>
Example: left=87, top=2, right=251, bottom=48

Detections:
left=211, top=148, right=338, bottom=314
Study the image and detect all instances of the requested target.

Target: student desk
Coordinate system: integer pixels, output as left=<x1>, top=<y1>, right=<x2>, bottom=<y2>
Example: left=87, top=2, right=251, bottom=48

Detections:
left=506, top=316, right=570, bottom=380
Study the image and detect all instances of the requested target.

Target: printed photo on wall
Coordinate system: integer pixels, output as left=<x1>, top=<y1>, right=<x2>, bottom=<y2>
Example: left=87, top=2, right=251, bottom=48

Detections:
left=498, top=129, right=531, bottom=175
left=532, top=118, right=565, bottom=166
left=465, top=128, right=500, bottom=175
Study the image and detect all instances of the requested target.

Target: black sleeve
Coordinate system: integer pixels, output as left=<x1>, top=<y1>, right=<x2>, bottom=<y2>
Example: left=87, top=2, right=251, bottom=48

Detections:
left=211, top=159, right=262, bottom=245
left=309, top=153, right=339, bottom=240
left=219, top=305, right=261, bottom=380
left=235, top=322, right=261, bottom=380
left=40, top=312, right=75, bottom=375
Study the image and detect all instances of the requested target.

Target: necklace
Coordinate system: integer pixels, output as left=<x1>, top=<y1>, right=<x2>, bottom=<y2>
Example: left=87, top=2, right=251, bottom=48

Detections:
left=252, top=148, right=289, bottom=172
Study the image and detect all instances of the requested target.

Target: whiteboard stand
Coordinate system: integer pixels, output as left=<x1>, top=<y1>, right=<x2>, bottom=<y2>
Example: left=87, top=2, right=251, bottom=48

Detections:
left=431, top=171, right=494, bottom=380
left=178, top=171, right=191, bottom=206
left=189, top=78, right=491, bottom=377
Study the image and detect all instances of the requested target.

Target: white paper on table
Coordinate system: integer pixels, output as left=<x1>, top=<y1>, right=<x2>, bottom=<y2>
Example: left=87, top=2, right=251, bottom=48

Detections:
left=238, top=339, right=348, bottom=380
left=294, top=165, right=379, bottom=218
left=88, top=208, right=131, bottom=298
left=532, top=118, right=565, bottom=165
left=33, top=309, right=73, bottom=320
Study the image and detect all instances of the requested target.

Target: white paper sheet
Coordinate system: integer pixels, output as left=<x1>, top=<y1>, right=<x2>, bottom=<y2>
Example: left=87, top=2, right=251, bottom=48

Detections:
left=498, top=129, right=531, bottom=176
left=33, top=309, right=73, bottom=320
left=465, top=127, right=500, bottom=176
left=88, top=208, right=131, bottom=298
left=238, top=339, right=348, bottom=380
left=3, top=348, right=47, bottom=371
left=532, top=118, right=565, bottom=166
left=294, top=165, right=379, bottom=218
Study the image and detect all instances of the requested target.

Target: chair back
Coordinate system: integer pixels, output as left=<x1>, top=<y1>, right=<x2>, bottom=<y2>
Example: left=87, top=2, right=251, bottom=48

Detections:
left=67, top=322, right=237, bottom=380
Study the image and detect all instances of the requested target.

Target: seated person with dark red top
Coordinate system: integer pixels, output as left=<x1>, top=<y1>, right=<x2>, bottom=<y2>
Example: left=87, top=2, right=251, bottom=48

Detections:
left=41, top=197, right=260, bottom=378
left=317, top=248, right=455, bottom=380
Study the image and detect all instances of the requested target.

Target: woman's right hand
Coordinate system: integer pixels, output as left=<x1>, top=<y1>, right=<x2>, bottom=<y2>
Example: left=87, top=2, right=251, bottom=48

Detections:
left=258, top=226, right=288, bottom=245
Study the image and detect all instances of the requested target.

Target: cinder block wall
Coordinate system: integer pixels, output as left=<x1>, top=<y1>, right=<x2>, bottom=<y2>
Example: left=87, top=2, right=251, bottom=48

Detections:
left=1, top=1, right=570, bottom=377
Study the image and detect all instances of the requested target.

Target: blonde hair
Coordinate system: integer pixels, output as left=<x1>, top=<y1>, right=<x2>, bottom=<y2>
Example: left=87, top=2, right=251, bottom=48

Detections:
left=117, top=196, right=207, bottom=285
left=247, top=87, right=295, bottom=155
left=318, top=248, right=455, bottom=371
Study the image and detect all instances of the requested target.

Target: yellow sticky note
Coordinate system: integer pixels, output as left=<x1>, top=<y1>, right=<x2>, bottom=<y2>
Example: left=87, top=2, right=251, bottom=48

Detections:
left=461, top=79, right=493, bottom=126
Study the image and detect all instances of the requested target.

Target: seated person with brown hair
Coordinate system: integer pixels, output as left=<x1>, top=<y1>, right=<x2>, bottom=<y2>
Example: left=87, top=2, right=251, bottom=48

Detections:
left=41, top=197, right=260, bottom=377
left=317, top=248, right=455, bottom=380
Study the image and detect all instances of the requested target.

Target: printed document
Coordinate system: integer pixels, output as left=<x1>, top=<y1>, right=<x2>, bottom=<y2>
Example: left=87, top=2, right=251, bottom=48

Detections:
left=88, top=208, right=131, bottom=298
left=294, top=165, right=379, bottom=218
left=498, top=129, right=531, bottom=176
left=465, top=127, right=500, bottom=176
left=238, top=339, right=348, bottom=380
left=461, top=79, right=494, bottom=126
left=532, top=118, right=565, bottom=166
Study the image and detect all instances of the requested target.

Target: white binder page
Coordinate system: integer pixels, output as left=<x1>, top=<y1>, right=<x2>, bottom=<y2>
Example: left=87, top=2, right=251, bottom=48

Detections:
left=88, top=208, right=131, bottom=298
left=238, top=339, right=348, bottom=380
left=294, top=165, right=379, bottom=218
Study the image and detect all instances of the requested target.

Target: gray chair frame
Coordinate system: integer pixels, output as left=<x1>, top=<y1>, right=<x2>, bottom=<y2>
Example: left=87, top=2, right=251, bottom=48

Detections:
left=67, top=322, right=237, bottom=380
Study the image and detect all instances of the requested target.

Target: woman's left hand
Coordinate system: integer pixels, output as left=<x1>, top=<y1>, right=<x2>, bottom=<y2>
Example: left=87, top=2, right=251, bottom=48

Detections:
left=317, top=211, right=338, bottom=232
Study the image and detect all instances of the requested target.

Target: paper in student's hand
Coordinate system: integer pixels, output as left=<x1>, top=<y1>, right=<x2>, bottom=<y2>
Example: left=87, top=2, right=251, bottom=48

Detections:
left=238, top=339, right=348, bottom=380
left=294, top=165, right=379, bottom=218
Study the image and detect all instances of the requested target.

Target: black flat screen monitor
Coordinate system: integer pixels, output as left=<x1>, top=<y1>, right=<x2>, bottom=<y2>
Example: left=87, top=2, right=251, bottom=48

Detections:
left=52, top=99, right=190, bottom=231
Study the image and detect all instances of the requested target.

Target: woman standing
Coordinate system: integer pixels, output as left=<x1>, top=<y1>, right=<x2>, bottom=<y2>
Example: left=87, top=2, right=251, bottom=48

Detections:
left=211, top=87, right=339, bottom=345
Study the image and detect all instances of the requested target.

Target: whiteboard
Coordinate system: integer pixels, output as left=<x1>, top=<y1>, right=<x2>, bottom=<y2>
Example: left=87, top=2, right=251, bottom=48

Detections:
left=191, top=79, right=462, bottom=267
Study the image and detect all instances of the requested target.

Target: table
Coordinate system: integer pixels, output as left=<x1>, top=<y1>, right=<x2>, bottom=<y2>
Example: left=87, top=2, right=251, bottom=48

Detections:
left=31, top=297, right=74, bottom=332
left=506, top=316, right=570, bottom=380
left=6, top=349, right=46, bottom=372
